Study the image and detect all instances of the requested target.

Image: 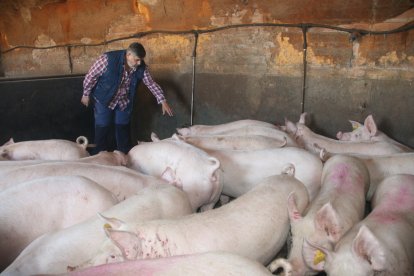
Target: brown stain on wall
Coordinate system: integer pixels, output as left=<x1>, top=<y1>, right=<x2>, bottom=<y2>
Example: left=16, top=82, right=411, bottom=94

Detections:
left=1, top=0, right=413, bottom=49
left=0, top=0, right=413, bottom=78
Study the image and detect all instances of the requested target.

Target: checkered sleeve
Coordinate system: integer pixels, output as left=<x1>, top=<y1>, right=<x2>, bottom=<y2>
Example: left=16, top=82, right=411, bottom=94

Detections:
left=82, top=54, right=108, bottom=96
left=142, top=66, right=166, bottom=104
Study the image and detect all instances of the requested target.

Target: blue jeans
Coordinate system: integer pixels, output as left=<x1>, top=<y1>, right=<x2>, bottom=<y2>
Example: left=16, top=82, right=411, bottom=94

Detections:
left=94, top=99, right=131, bottom=126
left=93, top=99, right=132, bottom=154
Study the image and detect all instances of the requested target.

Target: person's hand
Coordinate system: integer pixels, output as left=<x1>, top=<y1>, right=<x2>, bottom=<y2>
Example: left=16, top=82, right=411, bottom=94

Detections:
left=161, top=101, right=173, bottom=116
left=81, top=95, right=90, bottom=107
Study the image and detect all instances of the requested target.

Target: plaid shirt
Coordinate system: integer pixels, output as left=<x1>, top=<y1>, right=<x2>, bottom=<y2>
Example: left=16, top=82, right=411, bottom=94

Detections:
left=83, top=54, right=166, bottom=110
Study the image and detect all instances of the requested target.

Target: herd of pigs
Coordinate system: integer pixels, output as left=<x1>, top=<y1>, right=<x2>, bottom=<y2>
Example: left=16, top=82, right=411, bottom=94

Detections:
left=0, top=112, right=413, bottom=276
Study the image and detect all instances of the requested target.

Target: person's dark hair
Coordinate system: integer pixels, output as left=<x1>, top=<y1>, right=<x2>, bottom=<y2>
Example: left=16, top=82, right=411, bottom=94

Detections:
left=127, top=42, right=146, bottom=58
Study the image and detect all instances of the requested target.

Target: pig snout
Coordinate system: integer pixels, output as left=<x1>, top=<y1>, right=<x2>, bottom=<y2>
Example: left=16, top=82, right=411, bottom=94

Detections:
left=336, top=131, right=351, bottom=141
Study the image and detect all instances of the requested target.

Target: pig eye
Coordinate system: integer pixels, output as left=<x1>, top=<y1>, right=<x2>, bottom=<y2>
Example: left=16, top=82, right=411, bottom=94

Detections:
left=110, top=255, right=115, bottom=259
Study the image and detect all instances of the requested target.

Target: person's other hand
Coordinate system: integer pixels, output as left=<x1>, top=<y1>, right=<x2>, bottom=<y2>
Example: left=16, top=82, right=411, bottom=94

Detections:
left=162, top=101, right=174, bottom=116
left=81, top=95, right=90, bottom=107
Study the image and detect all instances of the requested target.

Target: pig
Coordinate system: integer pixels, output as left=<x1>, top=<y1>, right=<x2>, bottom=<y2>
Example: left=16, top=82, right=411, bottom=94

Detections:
left=76, top=170, right=309, bottom=269
left=0, top=175, right=118, bottom=271
left=127, top=134, right=222, bottom=211
left=1, top=184, right=193, bottom=276
left=336, top=114, right=413, bottom=152
left=0, top=151, right=127, bottom=173
left=179, top=134, right=288, bottom=151
left=285, top=113, right=406, bottom=156
left=73, top=150, right=128, bottom=166
left=302, top=174, right=414, bottom=276
left=359, top=152, right=414, bottom=200
left=0, top=162, right=172, bottom=202
left=65, top=251, right=273, bottom=276
left=178, top=124, right=298, bottom=148
left=204, top=146, right=323, bottom=201
left=0, top=136, right=90, bottom=161
left=176, top=119, right=277, bottom=136
left=267, top=155, right=370, bottom=276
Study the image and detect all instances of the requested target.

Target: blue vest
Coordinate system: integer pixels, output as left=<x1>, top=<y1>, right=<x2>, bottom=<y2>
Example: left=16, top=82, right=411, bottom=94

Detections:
left=91, top=50, right=146, bottom=112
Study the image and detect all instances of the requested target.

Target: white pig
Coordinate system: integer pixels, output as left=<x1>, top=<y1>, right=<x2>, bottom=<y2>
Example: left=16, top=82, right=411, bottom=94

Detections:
left=0, top=175, right=118, bottom=271
left=176, top=119, right=277, bottom=136
left=0, top=151, right=127, bottom=173
left=0, top=136, right=90, bottom=161
left=77, top=170, right=309, bottom=269
left=0, top=162, right=170, bottom=202
left=267, top=155, right=370, bottom=276
left=285, top=113, right=406, bottom=156
left=1, top=184, right=193, bottom=276
left=127, top=135, right=221, bottom=211
left=205, top=147, right=323, bottom=201
left=336, top=114, right=412, bottom=152
left=180, top=134, right=288, bottom=151
left=359, top=152, right=414, bottom=200
left=65, top=251, right=273, bottom=276
left=302, top=174, right=414, bottom=276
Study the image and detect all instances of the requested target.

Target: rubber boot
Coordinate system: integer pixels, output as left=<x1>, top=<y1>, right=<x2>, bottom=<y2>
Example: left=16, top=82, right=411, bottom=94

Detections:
left=93, top=125, right=111, bottom=155
left=115, top=124, right=131, bottom=154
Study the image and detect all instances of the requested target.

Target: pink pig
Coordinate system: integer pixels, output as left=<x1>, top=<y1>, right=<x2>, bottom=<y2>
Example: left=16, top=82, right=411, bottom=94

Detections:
left=0, top=136, right=90, bottom=161
left=267, top=155, right=370, bottom=276
left=303, top=174, right=414, bottom=276
left=75, top=170, right=309, bottom=269
left=2, top=184, right=193, bottom=275
left=0, top=162, right=170, bottom=202
left=66, top=251, right=273, bottom=276
left=336, top=114, right=412, bottom=152
left=0, top=151, right=127, bottom=174
left=127, top=134, right=222, bottom=211
left=285, top=113, right=406, bottom=157
left=176, top=119, right=277, bottom=136
left=0, top=175, right=118, bottom=271
left=180, top=134, right=289, bottom=151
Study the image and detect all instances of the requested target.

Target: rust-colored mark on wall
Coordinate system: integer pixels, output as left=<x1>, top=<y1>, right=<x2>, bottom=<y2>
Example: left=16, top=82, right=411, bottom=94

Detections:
left=135, top=1, right=151, bottom=23
left=275, top=33, right=302, bottom=65
left=199, top=0, right=213, bottom=26
left=307, top=47, right=334, bottom=65
left=34, top=34, right=56, bottom=47
left=20, top=7, right=31, bottom=23
left=379, top=51, right=401, bottom=66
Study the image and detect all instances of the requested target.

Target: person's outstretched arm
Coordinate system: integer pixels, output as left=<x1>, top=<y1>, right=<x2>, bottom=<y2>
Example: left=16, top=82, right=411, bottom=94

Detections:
left=142, top=66, right=173, bottom=116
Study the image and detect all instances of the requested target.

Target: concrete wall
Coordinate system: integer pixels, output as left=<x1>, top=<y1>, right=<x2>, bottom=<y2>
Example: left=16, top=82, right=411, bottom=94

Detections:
left=0, top=1, right=413, bottom=147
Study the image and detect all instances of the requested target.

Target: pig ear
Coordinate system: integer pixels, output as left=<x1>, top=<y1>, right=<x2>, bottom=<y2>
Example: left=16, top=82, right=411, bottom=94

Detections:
left=161, top=167, right=183, bottom=189
left=364, top=115, right=378, bottom=137
left=314, top=202, right=342, bottom=243
left=150, top=132, right=160, bottom=142
left=97, top=213, right=125, bottom=229
left=287, top=192, right=303, bottom=223
left=4, top=138, right=15, bottom=146
left=349, top=120, right=362, bottom=130
left=302, top=238, right=331, bottom=271
left=284, top=119, right=297, bottom=135
left=299, top=112, right=307, bottom=124
left=352, top=225, right=386, bottom=271
left=105, top=228, right=142, bottom=260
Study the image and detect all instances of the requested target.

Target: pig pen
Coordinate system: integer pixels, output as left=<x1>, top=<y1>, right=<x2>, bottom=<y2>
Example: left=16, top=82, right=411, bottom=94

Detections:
left=1, top=1, right=414, bottom=275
